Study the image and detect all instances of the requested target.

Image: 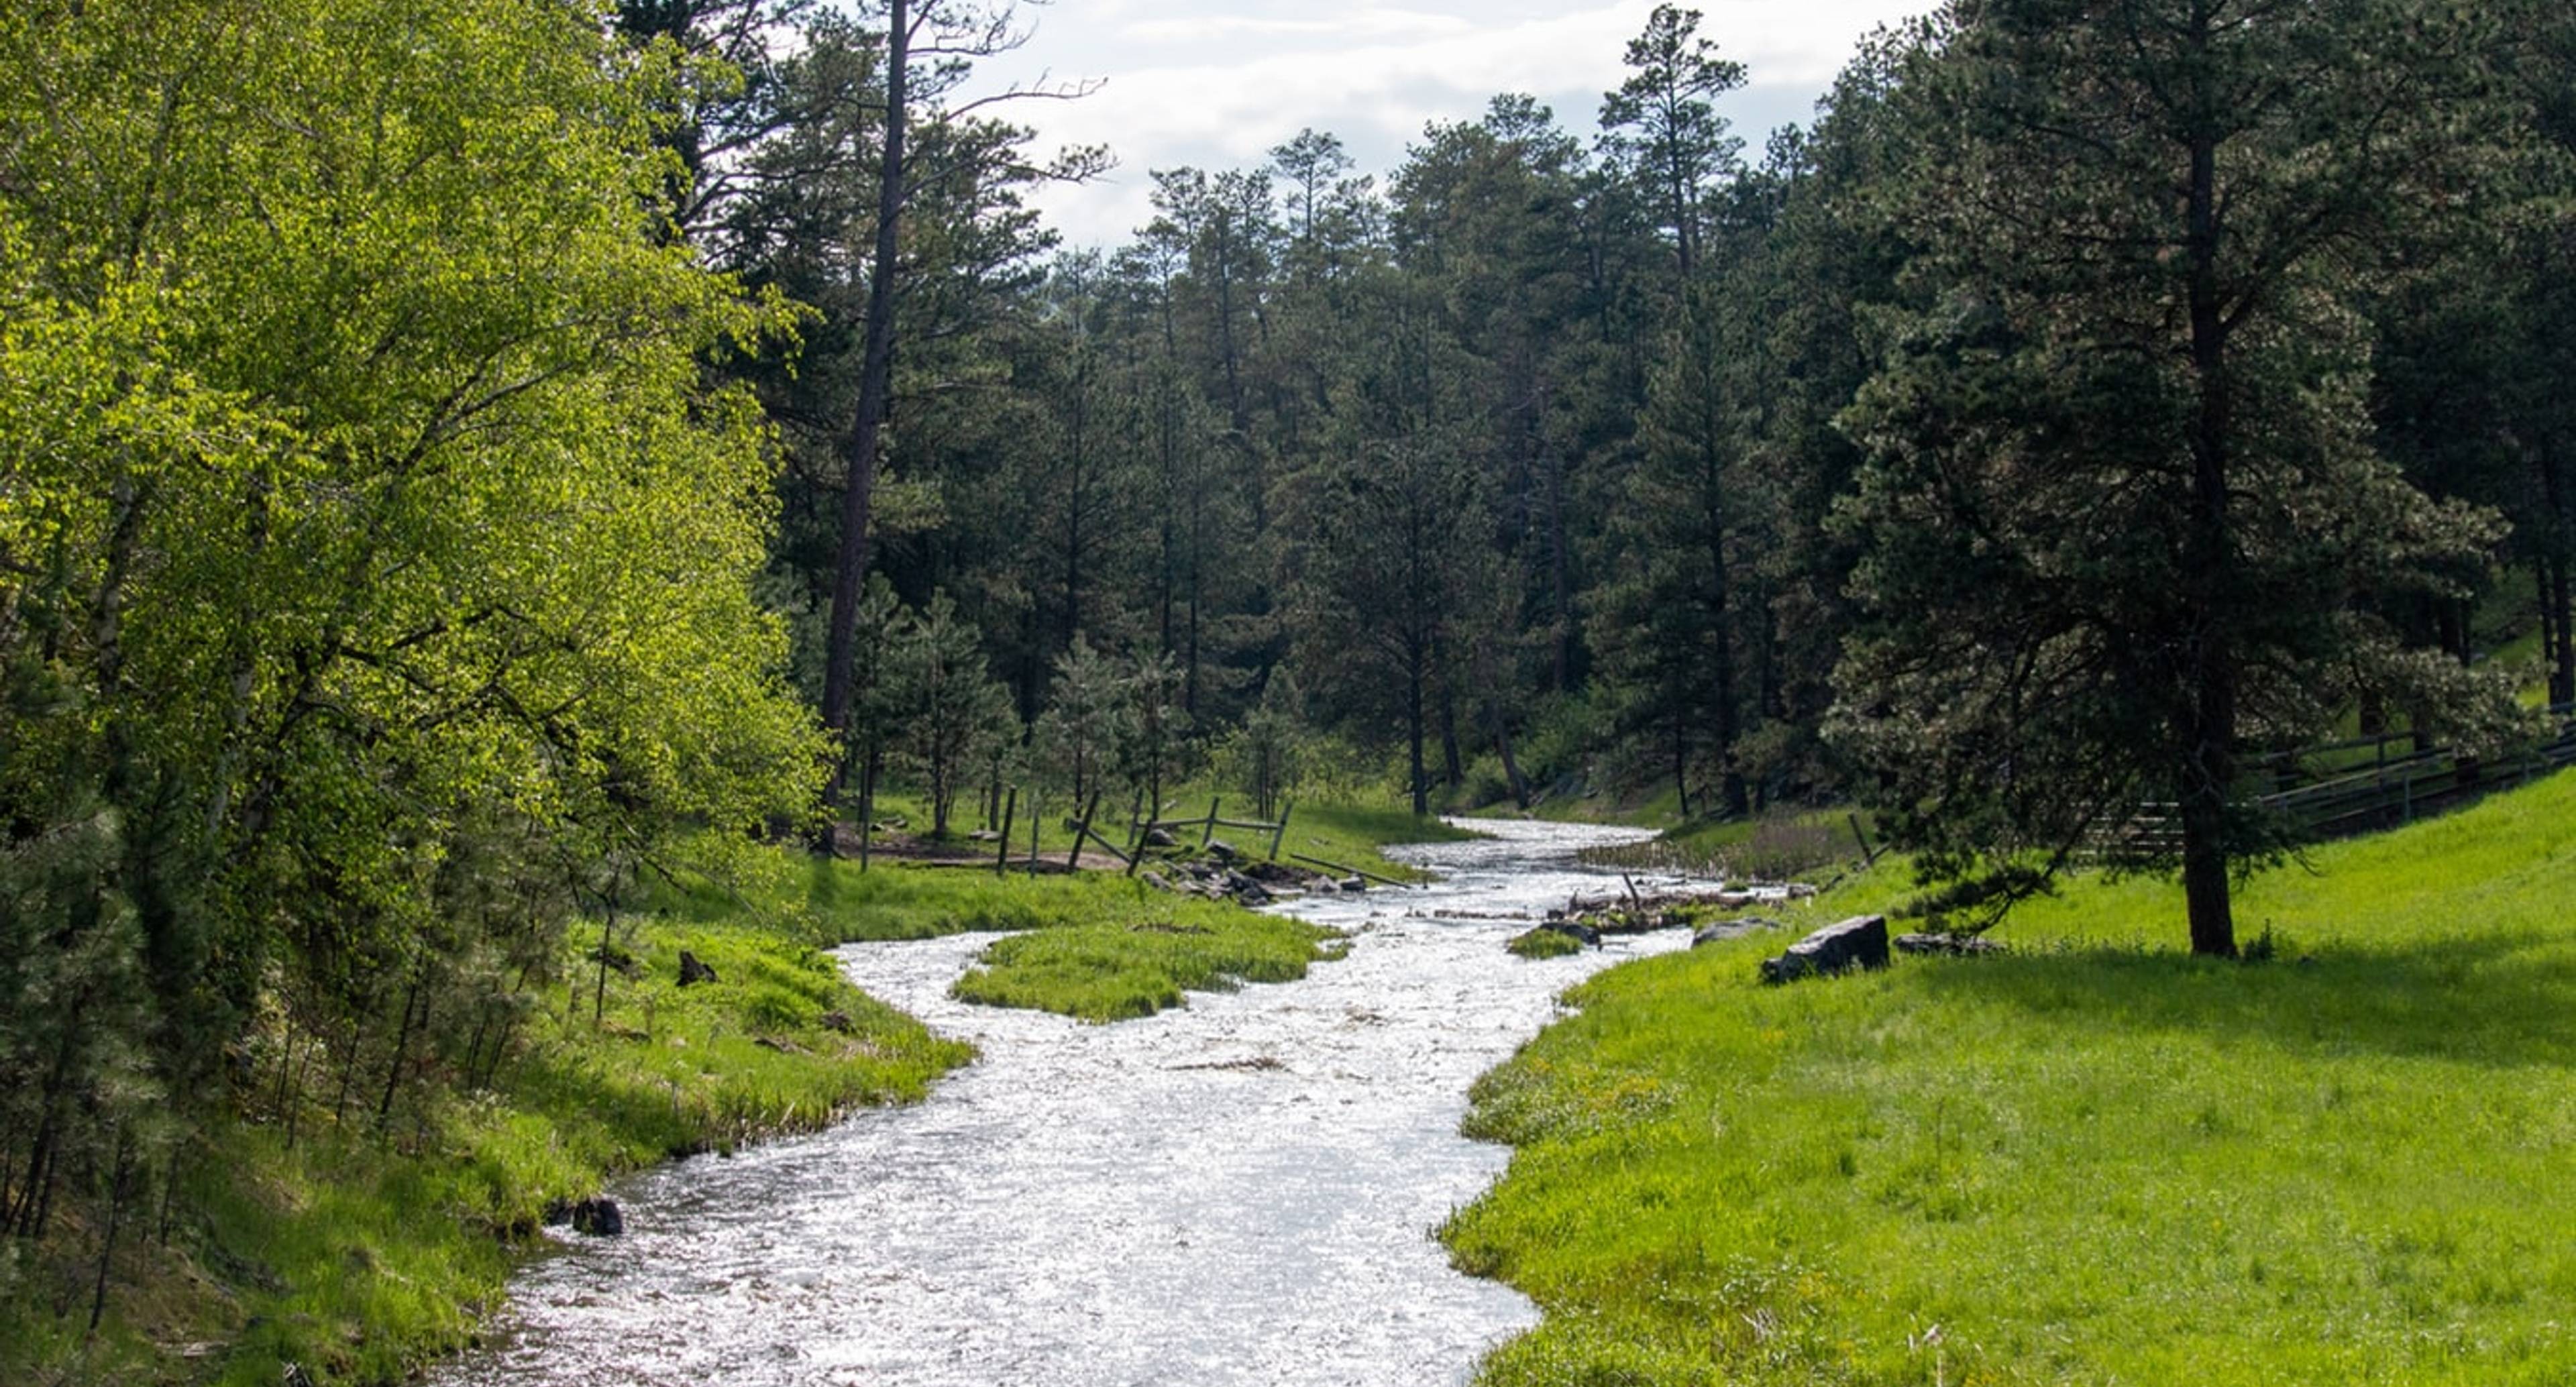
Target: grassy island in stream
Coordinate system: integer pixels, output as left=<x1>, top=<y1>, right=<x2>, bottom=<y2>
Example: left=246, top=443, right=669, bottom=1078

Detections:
left=1442, top=769, right=2576, bottom=1387
left=767, top=799, right=1468, bottom=1021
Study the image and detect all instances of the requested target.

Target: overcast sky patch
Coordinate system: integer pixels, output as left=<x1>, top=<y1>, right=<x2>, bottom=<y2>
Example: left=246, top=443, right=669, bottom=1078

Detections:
left=961, top=0, right=1938, bottom=247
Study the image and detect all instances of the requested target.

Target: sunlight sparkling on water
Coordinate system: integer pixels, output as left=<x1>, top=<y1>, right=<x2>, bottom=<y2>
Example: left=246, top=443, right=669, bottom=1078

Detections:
left=431, top=819, right=1696, bottom=1387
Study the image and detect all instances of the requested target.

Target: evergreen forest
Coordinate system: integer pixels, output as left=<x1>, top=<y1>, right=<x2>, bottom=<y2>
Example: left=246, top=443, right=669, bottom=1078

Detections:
left=5, top=0, right=2575, bottom=1380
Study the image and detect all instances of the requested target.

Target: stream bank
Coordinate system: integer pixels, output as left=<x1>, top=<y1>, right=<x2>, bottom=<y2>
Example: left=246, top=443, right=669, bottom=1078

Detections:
left=427, top=818, right=1699, bottom=1387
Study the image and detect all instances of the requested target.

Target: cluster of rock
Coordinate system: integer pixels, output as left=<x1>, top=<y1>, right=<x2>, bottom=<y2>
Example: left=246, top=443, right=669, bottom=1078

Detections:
left=544, top=1195, right=625, bottom=1237
left=1523, top=881, right=1798, bottom=949
left=1137, top=839, right=1364, bottom=905
left=1754, top=916, right=2008, bottom=982
left=1511, top=874, right=2009, bottom=983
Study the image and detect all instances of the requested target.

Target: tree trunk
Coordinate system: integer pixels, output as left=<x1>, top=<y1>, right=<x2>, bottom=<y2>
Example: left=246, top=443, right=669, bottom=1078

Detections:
left=1546, top=446, right=1574, bottom=691
left=2555, top=553, right=2575, bottom=708
left=376, top=965, right=424, bottom=1132
left=818, top=0, right=910, bottom=805
left=2543, top=437, right=2574, bottom=705
left=1493, top=721, right=1531, bottom=810
left=1437, top=671, right=1462, bottom=791
left=89, top=1125, right=133, bottom=1331
left=2180, top=81, right=2237, bottom=959
left=1406, top=636, right=1429, bottom=818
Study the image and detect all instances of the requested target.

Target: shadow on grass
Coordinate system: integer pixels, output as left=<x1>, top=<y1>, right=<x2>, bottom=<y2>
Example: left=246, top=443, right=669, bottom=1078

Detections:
left=1904, top=928, right=2576, bottom=1070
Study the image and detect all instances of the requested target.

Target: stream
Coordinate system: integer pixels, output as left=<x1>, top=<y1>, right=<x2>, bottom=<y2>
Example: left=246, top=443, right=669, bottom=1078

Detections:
left=430, top=818, right=1697, bottom=1387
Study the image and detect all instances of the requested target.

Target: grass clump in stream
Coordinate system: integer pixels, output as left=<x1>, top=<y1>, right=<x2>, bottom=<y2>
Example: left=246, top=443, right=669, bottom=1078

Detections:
left=953, top=912, right=1344, bottom=1021
left=1507, top=926, right=1589, bottom=960
left=1443, top=768, right=2576, bottom=1386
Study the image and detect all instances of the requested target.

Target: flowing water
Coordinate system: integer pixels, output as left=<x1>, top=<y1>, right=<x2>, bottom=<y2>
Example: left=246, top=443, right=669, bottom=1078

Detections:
left=431, top=818, right=1699, bottom=1387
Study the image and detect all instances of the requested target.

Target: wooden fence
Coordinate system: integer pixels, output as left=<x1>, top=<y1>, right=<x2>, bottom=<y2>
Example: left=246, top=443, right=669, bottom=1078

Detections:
left=2102, top=702, right=2576, bottom=855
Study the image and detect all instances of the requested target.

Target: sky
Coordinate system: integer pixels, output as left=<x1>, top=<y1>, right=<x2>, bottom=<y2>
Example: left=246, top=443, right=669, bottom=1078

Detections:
left=957, top=0, right=1941, bottom=249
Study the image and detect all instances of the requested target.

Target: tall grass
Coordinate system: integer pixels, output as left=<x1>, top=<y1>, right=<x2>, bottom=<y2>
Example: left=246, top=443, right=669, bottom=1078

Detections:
left=1444, top=768, right=2576, bottom=1386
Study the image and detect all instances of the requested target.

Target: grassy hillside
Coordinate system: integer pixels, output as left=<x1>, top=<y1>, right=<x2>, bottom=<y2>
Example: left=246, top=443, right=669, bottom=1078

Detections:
left=1444, top=769, right=2576, bottom=1386
left=1, top=919, right=970, bottom=1387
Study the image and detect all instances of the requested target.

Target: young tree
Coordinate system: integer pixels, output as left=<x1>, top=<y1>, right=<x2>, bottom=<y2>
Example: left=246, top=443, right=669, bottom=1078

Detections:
left=894, top=592, right=1017, bottom=836
left=1031, top=636, right=1132, bottom=808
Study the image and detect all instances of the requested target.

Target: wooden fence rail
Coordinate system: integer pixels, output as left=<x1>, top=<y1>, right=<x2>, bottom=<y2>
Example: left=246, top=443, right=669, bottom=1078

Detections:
left=2100, top=702, right=2576, bottom=855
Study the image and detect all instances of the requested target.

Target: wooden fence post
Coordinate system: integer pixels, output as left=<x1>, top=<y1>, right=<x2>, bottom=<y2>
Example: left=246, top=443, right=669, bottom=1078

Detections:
left=1067, top=791, right=1100, bottom=871
left=1269, top=800, right=1293, bottom=861
left=995, top=787, right=1017, bottom=878
left=1124, top=789, right=1148, bottom=877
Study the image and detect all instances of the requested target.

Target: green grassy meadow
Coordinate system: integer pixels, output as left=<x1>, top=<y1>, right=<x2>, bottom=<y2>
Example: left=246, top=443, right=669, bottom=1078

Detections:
left=1442, top=769, right=2576, bottom=1386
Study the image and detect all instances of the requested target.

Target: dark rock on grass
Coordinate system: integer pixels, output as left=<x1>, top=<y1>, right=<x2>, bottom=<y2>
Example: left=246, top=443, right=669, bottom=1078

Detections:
left=820, top=1009, right=854, bottom=1033
left=1143, top=826, right=1179, bottom=848
left=1205, top=838, right=1240, bottom=861
left=588, top=944, right=641, bottom=978
left=1895, top=932, right=2006, bottom=957
left=678, top=950, right=718, bottom=987
left=1760, top=915, right=1890, bottom=984
left=1690, top=916, right=1780, bottom=948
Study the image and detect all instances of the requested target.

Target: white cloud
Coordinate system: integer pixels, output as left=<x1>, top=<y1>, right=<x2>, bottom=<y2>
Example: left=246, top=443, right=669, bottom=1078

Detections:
left=967, top=0, right=1938, bottom=246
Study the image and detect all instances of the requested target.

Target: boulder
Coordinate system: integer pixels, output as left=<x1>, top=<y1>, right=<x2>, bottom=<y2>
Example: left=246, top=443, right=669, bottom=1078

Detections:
left=1338, top=875, right=1367, bottom=893
left=819, top=1009, right=855, bottom=1033
left=1759, top=915, right=1890, bottom=984
left=1205, top=838, right=1240, bottom=861
left=568, top=1197, right=624, bottom=1237
left=1143, top=827, right=1179, bottom=848
left=677, top=950, right=718, bottom=987
left=1690, top=916, right=1780, bottom=948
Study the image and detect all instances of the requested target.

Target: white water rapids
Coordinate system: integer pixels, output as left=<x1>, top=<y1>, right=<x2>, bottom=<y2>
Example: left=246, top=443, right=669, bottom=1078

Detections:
left=430, top=818, right=1699, bottom=1386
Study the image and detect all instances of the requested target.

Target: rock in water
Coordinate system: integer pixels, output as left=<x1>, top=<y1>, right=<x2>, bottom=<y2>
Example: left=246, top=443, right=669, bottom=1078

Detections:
left=678, top=950, right=718, bottom=987
left=1760, top=915, right=1890, bottom=983
left=569, top=1197, right=624, bottom=1237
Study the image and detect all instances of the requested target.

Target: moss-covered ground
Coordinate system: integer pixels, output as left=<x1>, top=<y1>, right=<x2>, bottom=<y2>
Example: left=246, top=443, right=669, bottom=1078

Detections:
left=1443, top=768, right=2576, bottom=1386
